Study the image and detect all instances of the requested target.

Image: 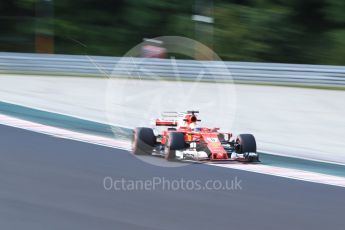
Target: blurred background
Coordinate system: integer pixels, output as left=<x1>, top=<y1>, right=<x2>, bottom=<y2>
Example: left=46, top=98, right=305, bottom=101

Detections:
left=1, top=0, right=345, bottom=64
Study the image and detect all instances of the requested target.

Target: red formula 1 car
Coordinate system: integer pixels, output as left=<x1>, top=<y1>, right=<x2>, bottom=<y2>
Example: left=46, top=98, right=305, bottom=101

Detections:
left=132, top=111, right=259, bottom=162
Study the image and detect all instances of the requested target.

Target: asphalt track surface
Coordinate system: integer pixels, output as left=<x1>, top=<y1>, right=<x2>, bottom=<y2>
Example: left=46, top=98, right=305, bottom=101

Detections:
left=0, top=124, right=344, bottom=230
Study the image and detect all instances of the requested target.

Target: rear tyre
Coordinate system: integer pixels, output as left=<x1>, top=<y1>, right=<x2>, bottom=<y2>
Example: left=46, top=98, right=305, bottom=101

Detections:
left=132, top=127, right=156, bottom=155
left=165, top=132, right=186, bottom=161
left=235, top=134, right=258, bottom=162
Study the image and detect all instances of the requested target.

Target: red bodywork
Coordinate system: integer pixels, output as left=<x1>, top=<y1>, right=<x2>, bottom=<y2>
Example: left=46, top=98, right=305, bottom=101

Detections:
left=155, top=113, right=232, bottom=160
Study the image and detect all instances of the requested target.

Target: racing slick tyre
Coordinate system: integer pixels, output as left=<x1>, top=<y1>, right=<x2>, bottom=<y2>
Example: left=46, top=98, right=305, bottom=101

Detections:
left=132, top=127, right=156, bottom=155
left=165, top=132, right=186, bottom=161
left=235, top=134, right=258, bottom=162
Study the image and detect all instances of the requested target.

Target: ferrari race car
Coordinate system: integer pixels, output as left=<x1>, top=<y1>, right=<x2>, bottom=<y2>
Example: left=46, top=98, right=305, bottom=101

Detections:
left=132, top=111, right=259, bottom=162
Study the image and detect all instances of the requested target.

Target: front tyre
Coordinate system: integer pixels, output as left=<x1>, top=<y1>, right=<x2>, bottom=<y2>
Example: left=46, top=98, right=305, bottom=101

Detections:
left=235, top=134, right=259, bottom=162
left=132, top=127, right=156, bottom=155
left=165, top=132, right=186, bottom=161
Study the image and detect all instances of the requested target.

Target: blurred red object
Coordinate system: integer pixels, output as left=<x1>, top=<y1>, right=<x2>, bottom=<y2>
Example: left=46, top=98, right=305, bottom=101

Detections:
left=142, top=45, right=166, bottom=58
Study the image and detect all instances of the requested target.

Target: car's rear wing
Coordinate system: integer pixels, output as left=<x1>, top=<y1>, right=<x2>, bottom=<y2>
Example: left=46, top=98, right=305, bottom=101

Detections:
left=155, top=112, right=183, bottom=127
left=156, top=111, right=200, bottom=127
left=155, top=119, right=178, bottom=127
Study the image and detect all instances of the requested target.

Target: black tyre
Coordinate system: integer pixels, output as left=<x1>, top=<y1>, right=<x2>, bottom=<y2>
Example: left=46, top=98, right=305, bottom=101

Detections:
left=235, top=134, right=257, bottom=154
left=165, top=132, right=186, bottom=161
left=132, top=127, right=156, bottom=155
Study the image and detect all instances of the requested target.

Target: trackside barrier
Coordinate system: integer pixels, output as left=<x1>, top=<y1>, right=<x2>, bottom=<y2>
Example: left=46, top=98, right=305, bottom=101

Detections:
left=1, top=52, right=345, bottom=86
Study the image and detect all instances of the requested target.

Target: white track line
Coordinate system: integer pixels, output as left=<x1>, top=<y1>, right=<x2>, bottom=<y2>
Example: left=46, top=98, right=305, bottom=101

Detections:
left=213, top=163, right=345, bottom=188
left=0, top=114, right=344, bottom=188
left=0, top=114, right=131, bottom=151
